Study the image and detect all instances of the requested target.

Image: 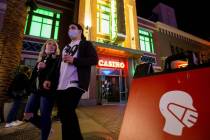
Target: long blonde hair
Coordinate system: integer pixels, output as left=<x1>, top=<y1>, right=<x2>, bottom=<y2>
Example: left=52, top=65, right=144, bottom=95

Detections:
left=37, top=39, right=60, bottom=62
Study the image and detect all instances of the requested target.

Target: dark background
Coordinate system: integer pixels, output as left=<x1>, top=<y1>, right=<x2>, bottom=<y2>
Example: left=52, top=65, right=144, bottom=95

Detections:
left=136, top=0, right=210, bottom=41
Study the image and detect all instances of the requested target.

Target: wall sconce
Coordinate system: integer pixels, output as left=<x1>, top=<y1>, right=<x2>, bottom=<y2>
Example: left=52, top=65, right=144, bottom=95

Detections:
left=84, top=25, right=91, bottom=40
left=132, top=37, right=134, bottom=40
left=85, top=26, right=89, bottom=30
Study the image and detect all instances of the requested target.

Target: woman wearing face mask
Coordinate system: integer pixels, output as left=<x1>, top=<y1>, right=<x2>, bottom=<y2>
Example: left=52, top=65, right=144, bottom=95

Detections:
left=24, top=39, right=60, bottom=140
left=43, top=23, right=98, bottom=140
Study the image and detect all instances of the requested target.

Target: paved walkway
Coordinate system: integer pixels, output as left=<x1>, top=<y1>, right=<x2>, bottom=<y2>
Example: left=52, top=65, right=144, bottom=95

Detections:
left=0, top=105, right=125, bottom=140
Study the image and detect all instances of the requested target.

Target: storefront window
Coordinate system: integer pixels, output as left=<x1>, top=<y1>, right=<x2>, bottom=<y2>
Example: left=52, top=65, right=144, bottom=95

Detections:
left=139, top=29, right=155, bottom=53
left=24, top=8, right=61, bottom=40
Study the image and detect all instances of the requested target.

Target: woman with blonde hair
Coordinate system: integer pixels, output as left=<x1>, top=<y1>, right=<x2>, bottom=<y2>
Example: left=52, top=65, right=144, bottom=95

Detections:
left=24, top=39, right=60, bottom=140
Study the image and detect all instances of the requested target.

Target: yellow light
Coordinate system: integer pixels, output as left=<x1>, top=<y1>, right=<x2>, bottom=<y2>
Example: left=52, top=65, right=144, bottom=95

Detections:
left=178, top=63, right=188, bottom=68
left=84, top=16, right=91, bottom=28
left=171, top=60, right=188, bottom=69
left=84, top=0, right=91, bottom=28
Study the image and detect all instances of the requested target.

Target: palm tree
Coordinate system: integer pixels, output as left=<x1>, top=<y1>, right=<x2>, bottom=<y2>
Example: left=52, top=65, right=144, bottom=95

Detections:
left=0, top=0, right=28, bottom=119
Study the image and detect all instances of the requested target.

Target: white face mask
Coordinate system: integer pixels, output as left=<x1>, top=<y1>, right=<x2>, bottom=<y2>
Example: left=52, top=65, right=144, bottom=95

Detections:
left=68, top=30, right=80, bottom=39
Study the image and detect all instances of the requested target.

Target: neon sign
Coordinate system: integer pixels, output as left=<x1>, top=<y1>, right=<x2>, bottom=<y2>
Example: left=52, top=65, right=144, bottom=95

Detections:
left=98, top=59, right=125, bottom=69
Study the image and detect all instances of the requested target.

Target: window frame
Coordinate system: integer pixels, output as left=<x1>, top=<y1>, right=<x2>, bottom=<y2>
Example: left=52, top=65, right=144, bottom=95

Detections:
left=24, top=8, right=61, bottom=40
left=97, top=0, right=111, bottom=35
left=139, top=29, right=155, bottom=53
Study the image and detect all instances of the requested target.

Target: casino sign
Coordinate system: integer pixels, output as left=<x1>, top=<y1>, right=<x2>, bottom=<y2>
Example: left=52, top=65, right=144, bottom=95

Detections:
left=98, top=59, right=125, bottom=69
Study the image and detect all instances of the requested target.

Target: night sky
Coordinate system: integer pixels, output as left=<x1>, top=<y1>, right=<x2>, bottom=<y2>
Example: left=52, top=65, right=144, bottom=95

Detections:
left=136, top=0, right=210, bottom=41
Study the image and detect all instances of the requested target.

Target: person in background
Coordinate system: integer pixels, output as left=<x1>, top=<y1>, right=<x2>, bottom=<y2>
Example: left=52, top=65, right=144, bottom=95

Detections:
left=24, top=39, right=60, bottom=140
left=43, top=23, right=98, bottom=140
left=5, top=65, right=31, bottom=128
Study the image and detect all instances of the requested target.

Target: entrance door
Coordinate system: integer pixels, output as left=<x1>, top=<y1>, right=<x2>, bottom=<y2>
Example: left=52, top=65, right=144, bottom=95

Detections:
left=97, top=75, right=120, bottom=104
left=119, top=76, right=127, bottom=103
left=105, top=76, right=120, bottom=102
left=96, top=68, right=127, bottom=104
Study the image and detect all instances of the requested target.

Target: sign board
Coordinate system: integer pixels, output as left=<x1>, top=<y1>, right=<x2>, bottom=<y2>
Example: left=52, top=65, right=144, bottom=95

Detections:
left=119, top=66, right=210, bottom=140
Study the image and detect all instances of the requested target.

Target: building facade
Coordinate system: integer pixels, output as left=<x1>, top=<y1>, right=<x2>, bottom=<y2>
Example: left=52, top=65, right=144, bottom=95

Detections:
left=138, top=17, right=210, bottom=70
left=78, top=0, right=140, bottom=105
left=19, top=0, right=141, bottom=105
left=1, top=0, right=209, bottom=105
left=156, top=22, right=210, bottom=65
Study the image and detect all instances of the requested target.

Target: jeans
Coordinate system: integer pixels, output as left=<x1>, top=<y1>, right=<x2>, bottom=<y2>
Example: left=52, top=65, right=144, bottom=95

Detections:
left=25, top=93, right=54, bottom=140
left=57, top=87, right=84, bottom=140
left=6, top=98, right=23, bottom=123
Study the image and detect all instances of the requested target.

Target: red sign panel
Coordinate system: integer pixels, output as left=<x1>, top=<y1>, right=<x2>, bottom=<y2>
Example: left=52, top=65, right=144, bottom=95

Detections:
left=119, top=66, right=210, bottom=140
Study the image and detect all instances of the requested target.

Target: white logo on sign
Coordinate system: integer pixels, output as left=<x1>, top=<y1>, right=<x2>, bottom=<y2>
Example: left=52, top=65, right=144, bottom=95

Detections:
left=159, top=90, right=198, bottom=136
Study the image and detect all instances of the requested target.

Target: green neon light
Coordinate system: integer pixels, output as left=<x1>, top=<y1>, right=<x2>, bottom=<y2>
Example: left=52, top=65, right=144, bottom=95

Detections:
left=54, top=21, right=60, bottom=40
left=24, top=15, right=28, bottom=34
left=41, top=24, right=52, bottom=38
left=56, top=14, right=60, bottom=19
left=30, top=22, right=42, bottom=36
left=54, top=27, right=59, bottom=40
left=25, top=8, right=60, bottom=40
left=139, top=29, right=155, bottom=53
left=34, top=9, right=54, bottom=17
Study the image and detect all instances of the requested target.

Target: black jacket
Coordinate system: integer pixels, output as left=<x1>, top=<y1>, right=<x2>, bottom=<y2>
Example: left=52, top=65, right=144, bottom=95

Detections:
left=47, top=40, right=98, bottom=91
left=7, top=72, right=30, bottom=98
left=10, top=73, right=29, bottom=92
left=30, top=55, right=58, bottom=96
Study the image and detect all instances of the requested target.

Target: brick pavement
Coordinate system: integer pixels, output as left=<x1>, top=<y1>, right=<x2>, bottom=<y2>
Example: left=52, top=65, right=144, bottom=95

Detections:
left=78, top=104, right=125, bottom=139
left=0, top=104, right=125, bottom=140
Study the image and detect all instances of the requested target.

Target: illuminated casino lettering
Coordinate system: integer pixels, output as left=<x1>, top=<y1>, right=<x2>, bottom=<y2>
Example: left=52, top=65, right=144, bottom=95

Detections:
left=98, top=59, right=125, bottom=68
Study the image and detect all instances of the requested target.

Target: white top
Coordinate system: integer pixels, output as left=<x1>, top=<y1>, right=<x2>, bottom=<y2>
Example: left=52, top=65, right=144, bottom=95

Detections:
left=57, top=40, right=80, bottom=90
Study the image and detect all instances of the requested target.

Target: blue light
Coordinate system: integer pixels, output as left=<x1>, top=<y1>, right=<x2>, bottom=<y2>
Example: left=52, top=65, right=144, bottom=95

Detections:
left=102, top=70, right=112, bottom=75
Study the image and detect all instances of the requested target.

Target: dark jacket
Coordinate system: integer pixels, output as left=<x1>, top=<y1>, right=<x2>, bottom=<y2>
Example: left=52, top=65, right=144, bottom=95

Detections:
left=30, top=55, right=58, bottom=96
left=47, top=40, right=98, bottom=91
left=7, top=72, right=30, bottom=98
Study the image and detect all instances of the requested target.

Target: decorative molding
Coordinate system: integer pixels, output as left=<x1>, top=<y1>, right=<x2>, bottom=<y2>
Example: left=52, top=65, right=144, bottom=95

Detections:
left=156, top=22, right=210, bottom=46
left=37, top=0, right=73, bottom=11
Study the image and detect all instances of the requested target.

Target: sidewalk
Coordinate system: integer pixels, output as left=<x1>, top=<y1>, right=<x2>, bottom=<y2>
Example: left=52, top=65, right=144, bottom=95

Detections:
left=0, top=105, right=125, bottom=140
